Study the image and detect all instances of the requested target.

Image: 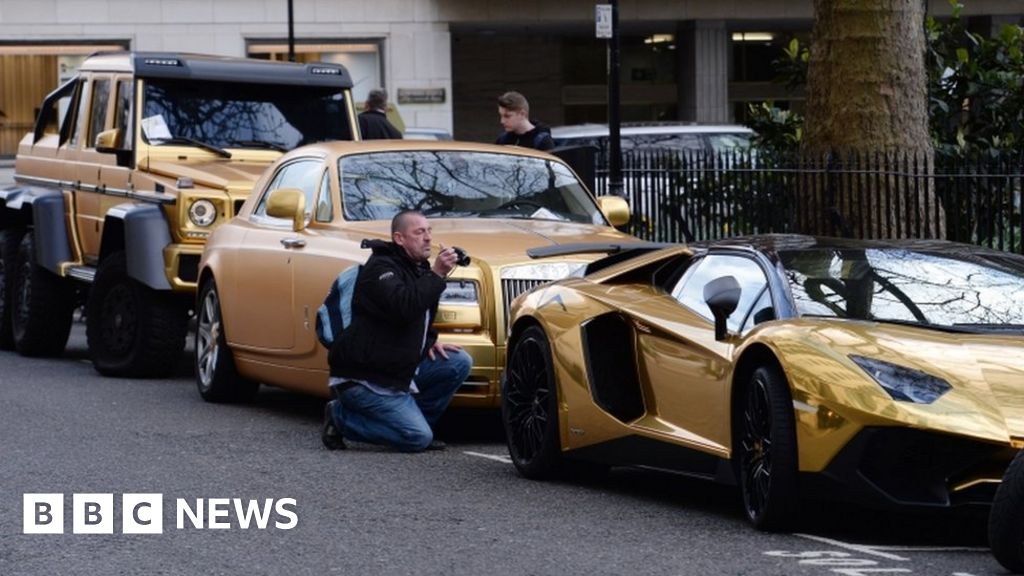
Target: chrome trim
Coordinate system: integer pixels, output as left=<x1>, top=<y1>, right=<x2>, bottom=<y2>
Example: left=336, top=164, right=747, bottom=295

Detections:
left=67, top=265, right=97, bottom=283
left=15, top=175, right=175, bottom=205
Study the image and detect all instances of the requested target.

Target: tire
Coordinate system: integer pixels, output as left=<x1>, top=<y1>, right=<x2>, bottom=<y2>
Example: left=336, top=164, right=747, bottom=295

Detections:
left=989, top=450, right=1024, bottom=574
left=11, top=231, right=74, bottom=357
left=736, top=363, right=799, bottom=531
left=86, top=251, right=187, bottom=377
left=502, top=325, right=564, bottom=480
left=195, top=279, right=258, bottom=403
left=0, top=227, right=25, bottom=350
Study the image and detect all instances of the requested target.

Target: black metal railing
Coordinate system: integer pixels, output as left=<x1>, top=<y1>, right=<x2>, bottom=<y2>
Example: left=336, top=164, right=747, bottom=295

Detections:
left=597, top=150, right=1024, bottom=253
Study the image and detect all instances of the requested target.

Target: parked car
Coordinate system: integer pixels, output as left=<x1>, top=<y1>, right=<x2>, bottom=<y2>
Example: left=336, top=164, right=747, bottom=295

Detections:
left=0, top=51, right=358, bottom=376
left=551, top=122, right=754, bottom=159
left=503, top=234, right=1023, bottom=530
left=196, top=140, right=635, bottom=407
left=403, top=127, right=453, bottom=141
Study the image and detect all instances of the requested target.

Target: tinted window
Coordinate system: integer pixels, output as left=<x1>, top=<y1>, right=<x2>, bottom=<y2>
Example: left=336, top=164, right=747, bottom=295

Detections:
left=87, top=79, right=111, bottom=148
left=672, top=254, right=768, bottom=331
left=114, top=79, right=133, bottom=150
left=781, top=248, right=1024, bottom=329
left=340, top=151, right=605, bottom=225
left=626, top=133, right=704, bottom=153
left=254, top=159, right=323, bottom=219
left=69, top=79, right=90, bottom=147
left=708, top=133, right=752, bottom=152
left=142, top=79, right=353, bottom=150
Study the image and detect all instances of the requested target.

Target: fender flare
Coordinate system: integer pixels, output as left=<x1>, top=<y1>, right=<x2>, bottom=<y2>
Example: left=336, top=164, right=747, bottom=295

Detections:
left=0, top=185, right=71, bottom=275
left=102, top=203, right=172, bottom=290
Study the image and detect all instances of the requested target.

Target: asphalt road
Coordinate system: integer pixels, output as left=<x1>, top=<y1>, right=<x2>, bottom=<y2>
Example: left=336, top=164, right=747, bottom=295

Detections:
left=0, top=321, right=1010, bottom=576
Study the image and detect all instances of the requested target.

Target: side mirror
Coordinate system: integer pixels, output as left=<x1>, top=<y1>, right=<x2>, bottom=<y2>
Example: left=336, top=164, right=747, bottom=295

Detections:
left=95, top=128, right=132, bottom=167
left=596, top=195, right=630, bottom=228
left=266, top=187, right=307, bottom=232
left=703, top=275, right=741, bottom=341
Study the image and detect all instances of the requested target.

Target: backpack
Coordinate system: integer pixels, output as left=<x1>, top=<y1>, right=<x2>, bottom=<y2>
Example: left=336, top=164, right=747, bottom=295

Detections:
left=315, top=264, right=361, bottom=348
left=497, top=129, right=551, bottom=150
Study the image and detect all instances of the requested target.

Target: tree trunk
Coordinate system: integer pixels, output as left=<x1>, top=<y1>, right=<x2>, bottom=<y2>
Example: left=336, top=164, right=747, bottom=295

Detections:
left=801, top=0, right=943, bottom=238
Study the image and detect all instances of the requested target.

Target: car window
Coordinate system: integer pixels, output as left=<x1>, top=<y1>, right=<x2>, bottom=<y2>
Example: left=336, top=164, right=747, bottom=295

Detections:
left=671, top=254, right=769, bottom=332
left=740, top=285, right=775, bottom=333
left=69, top=79, right=91, bottom=148
left=254, top=159, right=323, bottom=220
left=114, top=79, right=133, bottom=150
left=627, top=133, right=705, bottom=153
left=87, top=78, right=111, bottom=149
left=708, top=133, right=752, bottom=152
left=339, top=150, right=606, bottom=225
left=315, top=169, right=333, bottom=223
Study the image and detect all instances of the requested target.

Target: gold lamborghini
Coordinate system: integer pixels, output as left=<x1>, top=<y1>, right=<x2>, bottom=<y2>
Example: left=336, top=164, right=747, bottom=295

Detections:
left=195, top=140, right=634, bottom=408
left=503, top=235, right=1024, bottom=530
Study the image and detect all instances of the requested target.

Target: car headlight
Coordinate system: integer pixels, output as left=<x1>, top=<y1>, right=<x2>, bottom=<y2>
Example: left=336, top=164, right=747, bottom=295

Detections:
left=441, top=280, right=478, bottom=305
left=188, top=199, right=217, bottom=227
left=849, top=355, right=951, bottom=404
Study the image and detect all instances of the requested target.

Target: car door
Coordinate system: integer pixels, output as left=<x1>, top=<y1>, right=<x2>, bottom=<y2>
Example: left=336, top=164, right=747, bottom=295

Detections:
left=286, top=164, right=367, bottom=367
left=625, top=252, right=771, bottom=453
left=228, top=157, right=323, bottom=351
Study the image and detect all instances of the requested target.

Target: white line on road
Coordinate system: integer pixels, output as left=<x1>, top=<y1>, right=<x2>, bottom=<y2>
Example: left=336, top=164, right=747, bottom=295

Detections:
left=795, top=534, right=910, bottom=561
left=871, top=546, right=989, bottom=553
left=464, top=451, right=512, bottom=464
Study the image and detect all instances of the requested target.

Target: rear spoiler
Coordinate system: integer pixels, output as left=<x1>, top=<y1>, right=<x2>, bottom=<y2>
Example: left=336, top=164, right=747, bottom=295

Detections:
left=527, top=242, right=675, bottom=276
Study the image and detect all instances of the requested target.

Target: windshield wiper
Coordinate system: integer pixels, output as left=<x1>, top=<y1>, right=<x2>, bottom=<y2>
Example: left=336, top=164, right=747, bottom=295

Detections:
left=952, top=323, right=1024, bottom=333
left=230, top=139, right=288, bottom=152
left=152, top=136, right=232, bottom=158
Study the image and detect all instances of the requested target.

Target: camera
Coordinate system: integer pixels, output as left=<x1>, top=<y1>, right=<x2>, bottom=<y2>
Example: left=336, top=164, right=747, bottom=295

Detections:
left=451, top=246, right=471, bottom=267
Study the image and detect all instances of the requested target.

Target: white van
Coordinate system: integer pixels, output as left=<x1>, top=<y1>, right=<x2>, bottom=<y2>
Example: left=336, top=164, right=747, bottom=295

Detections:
left=551, top=123, right=754, bottom=157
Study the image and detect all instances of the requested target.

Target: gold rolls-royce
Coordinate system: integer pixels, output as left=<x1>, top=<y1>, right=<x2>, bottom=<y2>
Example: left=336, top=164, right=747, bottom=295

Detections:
left=195, top=140, right=636, bottom=408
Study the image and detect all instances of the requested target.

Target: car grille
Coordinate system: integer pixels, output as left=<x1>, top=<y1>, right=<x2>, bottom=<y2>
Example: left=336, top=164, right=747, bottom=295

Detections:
left=501, top=278, right=551, bottom=324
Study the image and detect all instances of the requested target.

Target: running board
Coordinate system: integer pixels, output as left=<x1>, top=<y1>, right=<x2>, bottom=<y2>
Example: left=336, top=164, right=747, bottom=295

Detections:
left=66, top=265, right=97, bottom=283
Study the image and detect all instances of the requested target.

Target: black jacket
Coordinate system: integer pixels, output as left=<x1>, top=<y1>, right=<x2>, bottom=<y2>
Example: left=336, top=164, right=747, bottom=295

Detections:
left=496, top=123, right=554, bottom=150
left=328, top=239, right=446, bottom=391
left=358, top=109, right=403, bottom=140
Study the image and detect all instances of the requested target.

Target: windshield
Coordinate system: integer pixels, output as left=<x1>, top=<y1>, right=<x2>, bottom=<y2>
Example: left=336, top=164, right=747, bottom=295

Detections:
left=339, top=151, right=607, bottom=224
left=141, top=78, right=352, bottom=150
left=781, top=248, right=1024, bottom=329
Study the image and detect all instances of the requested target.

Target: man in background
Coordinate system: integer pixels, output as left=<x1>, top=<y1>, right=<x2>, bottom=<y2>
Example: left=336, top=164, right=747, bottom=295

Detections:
left=495, top=91, right=554, bottom=151
left=359, top=88, right=403, bottom=140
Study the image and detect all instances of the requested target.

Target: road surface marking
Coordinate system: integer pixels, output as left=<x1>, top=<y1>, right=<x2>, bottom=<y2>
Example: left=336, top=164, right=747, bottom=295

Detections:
left=464, top=451, right=512, bottom=464
left=795, top=534, right=910, bottom=561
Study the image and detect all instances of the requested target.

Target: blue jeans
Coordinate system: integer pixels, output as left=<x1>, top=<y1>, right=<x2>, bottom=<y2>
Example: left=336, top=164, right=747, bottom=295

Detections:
left=330, top=349, right=471, bottom=452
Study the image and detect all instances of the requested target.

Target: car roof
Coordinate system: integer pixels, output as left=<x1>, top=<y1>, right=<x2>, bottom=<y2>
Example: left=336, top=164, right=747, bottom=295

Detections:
left=551, top=123, right=754, bottom=139
left=78, top=51, right=354, bottom=88
left=276, top=139, right=563, bottom=162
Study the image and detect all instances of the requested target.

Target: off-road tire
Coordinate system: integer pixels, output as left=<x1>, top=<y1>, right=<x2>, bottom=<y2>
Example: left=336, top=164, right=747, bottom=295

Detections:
left=11, top=231, right=74, bottom=357
left=195, top=278, right=258, bottom=403
left=990, top=450, right=1024, bottom=573
left=0, top=227, right=25, bottom=350
left=86, top=251, right=188, bottom=377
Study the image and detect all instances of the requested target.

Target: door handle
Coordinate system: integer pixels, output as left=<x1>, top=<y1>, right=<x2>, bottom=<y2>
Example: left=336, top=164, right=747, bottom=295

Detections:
left=280, top=237, right=306, bottom=249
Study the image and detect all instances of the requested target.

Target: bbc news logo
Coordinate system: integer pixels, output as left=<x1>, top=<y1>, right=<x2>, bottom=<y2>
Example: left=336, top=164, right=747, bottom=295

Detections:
left=23, top=493, right=298, bottom=534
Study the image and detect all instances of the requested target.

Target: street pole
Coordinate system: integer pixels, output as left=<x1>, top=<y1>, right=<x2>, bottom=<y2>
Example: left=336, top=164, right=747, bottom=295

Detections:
left=607, top=0, right=623, bottom=197
left=287, top=0, right=296, bottom=62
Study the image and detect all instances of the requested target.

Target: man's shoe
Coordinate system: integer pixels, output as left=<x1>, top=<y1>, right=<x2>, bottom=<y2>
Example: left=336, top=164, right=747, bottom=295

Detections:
left=321, top=401, right=346, bottom=450
left=425, top=439, right=447, bottom=451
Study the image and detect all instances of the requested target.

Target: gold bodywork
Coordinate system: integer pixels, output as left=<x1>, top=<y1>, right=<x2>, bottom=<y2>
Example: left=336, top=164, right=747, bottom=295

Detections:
left=509, top=245, right=1023, bottom=496
left=12, top=52, right=356, bottom=292
left=200, top=141, right=638, bottom=407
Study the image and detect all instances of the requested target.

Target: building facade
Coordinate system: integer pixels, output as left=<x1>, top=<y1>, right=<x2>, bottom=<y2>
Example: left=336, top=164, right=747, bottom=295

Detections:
left=0, top=0, right=1021, bottom=155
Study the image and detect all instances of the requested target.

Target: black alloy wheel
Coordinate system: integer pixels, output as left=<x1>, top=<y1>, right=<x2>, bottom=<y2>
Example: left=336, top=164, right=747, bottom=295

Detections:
left=990, top=450, right=1024, bottom=573
left=86, top=252, right=188, bottom=377
left=737, top=364, right=799, bottom=531
left=502, top=325, right=563, bottom=479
